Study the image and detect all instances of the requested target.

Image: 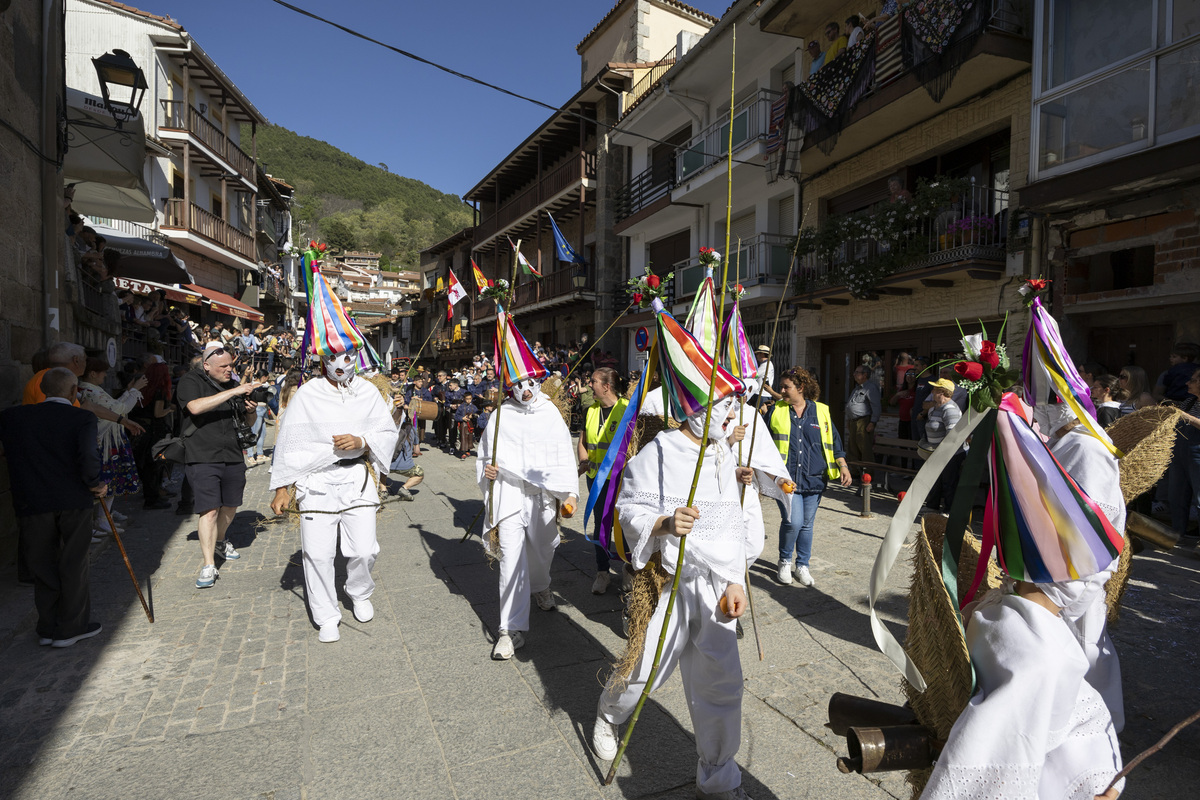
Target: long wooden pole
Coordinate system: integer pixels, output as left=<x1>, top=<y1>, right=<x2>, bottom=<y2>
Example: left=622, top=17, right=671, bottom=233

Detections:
left=563, top=300, right=636, bottom=382
left=605, top=26, right=736, bottom=785
left=406, top=310, right=447, bottom=379
left=99, top=497, right=153, bottom=623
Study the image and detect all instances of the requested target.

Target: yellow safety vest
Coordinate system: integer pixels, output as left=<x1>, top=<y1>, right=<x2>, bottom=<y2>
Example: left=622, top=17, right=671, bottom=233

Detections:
left=584, top=398, right=629, bottom=479
left=768, top=400, right=839, bottom=481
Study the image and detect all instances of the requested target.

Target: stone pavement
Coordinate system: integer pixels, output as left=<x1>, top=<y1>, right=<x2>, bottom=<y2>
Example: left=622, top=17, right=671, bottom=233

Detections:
left=0, top=428, right=1197, bottom=799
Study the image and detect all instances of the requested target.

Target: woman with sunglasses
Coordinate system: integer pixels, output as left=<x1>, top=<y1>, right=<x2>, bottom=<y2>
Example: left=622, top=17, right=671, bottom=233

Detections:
left=1116, top=366, right=1155, bottom=416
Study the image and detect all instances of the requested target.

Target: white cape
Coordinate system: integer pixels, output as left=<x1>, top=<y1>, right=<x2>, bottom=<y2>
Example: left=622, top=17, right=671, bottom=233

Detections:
left=617, top=428, right=756, bottom=588
left=476, top=395, right=578, bottom=529
left=922, top=594, right=1123, bottom=800
left=269, top=376, right=399, bottom=492
left=732, top=401, right=791, bottom=561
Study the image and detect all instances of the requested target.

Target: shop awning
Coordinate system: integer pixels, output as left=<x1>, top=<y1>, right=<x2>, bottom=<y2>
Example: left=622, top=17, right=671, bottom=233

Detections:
left=87, top=219, right=193, bottom=284
left=114, top=277, right=202, bottom=305
left=63, top=88, right=155, bottom=223
left=184, top=284, right=265, bottom=323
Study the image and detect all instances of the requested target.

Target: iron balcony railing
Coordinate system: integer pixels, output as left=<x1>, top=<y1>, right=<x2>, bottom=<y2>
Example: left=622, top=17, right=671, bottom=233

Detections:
left=626, top=45, right=677, bottom=112
left=800, top=183, right=1009, bottom=292
left=669, top=233, right=797, bottom=303
left=676, top=90, right=780, bottom=183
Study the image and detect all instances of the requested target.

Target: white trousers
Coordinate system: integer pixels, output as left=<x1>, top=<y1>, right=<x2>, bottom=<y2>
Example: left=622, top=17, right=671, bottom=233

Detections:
left=299, top=505, right=379, bottom=627
left=599, top=568, right=743, bottom=794
left=496, top=493, right=560, bottom=633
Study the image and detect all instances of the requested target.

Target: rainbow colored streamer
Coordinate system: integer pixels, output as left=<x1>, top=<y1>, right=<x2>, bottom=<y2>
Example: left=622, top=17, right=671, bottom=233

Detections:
left=307, top=271, right=367, bottom=356
left=652, top=299, right=745, bottom=419
left=964, top=393, right=1124, bottom=602
left=1021, top=297, right=1121, bottom=457
left=685, top=271, right=719, bottom=356
left=720, top=297, right=758, bottom=382
left=494, top=306, right=548, bottom=391
left=584, top=343, right=658, bottom=557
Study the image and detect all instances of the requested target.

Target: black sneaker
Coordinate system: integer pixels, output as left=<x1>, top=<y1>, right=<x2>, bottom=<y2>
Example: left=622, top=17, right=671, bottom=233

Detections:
left=51, top=622, right=103, bottom=648
left=143, top=499, right=172, bottom=510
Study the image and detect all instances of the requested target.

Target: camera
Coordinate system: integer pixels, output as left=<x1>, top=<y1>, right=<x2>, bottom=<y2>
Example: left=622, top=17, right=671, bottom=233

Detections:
left=249, top=385, right=271, bottom=404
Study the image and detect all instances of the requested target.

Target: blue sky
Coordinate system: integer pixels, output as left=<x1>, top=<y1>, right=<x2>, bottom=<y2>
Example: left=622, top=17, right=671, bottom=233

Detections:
left=134, top=0, right=730, bottom=198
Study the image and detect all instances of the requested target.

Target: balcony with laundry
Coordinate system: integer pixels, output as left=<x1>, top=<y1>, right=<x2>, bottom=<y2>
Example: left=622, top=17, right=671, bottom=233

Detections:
left=758, top=0, right=1033, bottom=175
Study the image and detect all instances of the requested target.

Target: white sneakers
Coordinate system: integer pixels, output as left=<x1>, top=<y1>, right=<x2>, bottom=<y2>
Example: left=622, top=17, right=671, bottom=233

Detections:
left=491, top=630, right=525, bottom=660
left=353, top=599, right=374, bottom=623
left=591, top=715, right=619, bottom=760
left=778, top=559, right=815, bottom=587
left=533, top=588, right=556, bottom=611
left=318, top=622, right=340, bottom=643
left=591, top=571, right=611, bottom=595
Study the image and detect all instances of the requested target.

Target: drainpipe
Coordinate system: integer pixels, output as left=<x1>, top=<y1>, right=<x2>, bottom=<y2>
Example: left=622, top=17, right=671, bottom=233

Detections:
left=746, top=0, right=783, bottom=26
left=41, top=0, right=63, bottom=346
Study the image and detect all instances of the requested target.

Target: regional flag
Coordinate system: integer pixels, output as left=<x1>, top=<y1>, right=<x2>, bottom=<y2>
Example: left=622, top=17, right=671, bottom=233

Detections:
left=547, top=212, right=586, bottom=266
left=507, top=237, right=542, bottom=277
left=446, top=268, right=467, bottom=306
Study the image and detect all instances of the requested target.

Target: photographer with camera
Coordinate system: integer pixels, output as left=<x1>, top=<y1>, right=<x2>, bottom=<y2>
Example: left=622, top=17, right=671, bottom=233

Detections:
left=176, top=342, right=266, bottom=589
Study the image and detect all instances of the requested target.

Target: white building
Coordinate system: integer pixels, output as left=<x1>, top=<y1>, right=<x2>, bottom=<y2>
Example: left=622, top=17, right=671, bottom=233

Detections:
left=66, top=0, right=269, bottom=325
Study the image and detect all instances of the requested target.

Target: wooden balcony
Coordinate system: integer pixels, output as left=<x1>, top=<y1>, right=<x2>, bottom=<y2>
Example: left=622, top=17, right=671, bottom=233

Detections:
left=471, top=267, right=594, bottom=324
left=162, top=198, right=255, bottom=262
left=160, top=100, right=256, bottom=184
left=474, top=152, right=597, bottom=245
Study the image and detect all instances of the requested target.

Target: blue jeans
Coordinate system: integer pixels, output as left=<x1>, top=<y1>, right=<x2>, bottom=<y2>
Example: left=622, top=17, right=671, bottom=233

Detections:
left=1168, top=442, right=1200, bottom=535
left=251, top=405, right=268, bottom=458
left=777, top=491, right=823, bottom=566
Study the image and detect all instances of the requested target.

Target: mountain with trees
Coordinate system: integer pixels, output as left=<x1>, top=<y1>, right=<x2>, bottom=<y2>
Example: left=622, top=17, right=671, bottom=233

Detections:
left=249, top=124, right=473, bottom=269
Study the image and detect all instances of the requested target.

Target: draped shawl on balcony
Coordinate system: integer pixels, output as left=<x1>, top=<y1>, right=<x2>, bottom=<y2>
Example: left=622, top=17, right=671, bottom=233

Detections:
left=791, top=30, right=877, bottom=155
left=764, top=83, right=802, bottom=184
left=901, top=0, right=990, bottom=102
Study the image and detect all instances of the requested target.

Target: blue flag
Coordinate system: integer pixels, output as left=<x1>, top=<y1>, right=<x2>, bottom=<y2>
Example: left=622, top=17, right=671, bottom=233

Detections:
left=547, top=212, right=586, bottom=267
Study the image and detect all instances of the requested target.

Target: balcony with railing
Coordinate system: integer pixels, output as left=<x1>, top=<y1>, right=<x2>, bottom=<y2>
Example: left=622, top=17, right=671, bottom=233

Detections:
left=615, top=90, right=779, bottom=224
left=625, top=45, right=677, bottom=115
left=473, top=151, right=597, bottom=244
left=262, top=271, right=287, bottom=302
left=160, top=100, right=256, bottom=183
left=668, top=233, right=796, bottom=303
left=798, top=183, right=1009, bottom=297
left=471, top=267, right=595, bottom=323
left=676, top=90, right=780, bottom=184
left=162, top=198, right=256, bottom=262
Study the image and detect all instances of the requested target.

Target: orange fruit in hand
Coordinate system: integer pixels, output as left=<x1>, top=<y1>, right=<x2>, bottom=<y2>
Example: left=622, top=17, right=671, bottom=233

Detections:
left=719, top=596, right=731, bottom=616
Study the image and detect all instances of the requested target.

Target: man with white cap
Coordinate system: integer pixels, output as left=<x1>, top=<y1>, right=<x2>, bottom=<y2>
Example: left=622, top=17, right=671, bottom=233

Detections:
left=748, top=345, right=780, bottom=410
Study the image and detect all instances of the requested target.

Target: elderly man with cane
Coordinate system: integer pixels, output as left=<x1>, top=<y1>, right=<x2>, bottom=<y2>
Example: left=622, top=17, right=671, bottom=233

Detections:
left=0, top=368, right=107, bottom=647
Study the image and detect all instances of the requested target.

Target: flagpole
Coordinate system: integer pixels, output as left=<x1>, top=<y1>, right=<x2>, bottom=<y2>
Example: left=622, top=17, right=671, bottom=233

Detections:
left=605, top=25, right=736, bottom=785
left=484, top=241, right=524, bottom=539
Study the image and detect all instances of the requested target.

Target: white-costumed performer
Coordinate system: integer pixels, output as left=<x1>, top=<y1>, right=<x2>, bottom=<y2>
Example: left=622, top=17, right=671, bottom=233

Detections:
left=269, top=349, right=399, bottom=643
left=478, top=376, right=578, bottom=660
left=592, top=395, right=758, bottom=800
left=1037, top=401, right=1127, bottom=732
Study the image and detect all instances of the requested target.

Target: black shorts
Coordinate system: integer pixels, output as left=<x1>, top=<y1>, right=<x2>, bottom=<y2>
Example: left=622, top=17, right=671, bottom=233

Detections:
left=185, top=462, right=247, bottom=513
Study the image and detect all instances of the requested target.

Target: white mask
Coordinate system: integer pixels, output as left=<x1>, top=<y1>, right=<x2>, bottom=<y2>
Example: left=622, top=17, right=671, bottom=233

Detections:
left=513, top=378, right=541, bottom=407
left=322, top=349, right=358, bottom=385
left=687, top=396, right=736, bottom=441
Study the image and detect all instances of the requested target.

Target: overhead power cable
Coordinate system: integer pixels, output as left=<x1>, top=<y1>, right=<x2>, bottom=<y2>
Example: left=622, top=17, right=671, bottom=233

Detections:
left=266, top=0, right=768, bottom=170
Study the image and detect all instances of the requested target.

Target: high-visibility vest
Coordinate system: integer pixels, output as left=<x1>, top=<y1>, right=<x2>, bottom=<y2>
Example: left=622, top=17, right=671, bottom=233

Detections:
left=768, top=400, right=839, bottom=481
left=584, top=398, right=629, bottom=479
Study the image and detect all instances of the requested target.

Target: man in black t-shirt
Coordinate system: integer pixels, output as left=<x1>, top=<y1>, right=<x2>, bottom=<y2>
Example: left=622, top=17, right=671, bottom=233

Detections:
left=176, top=345, right=265, bottom=589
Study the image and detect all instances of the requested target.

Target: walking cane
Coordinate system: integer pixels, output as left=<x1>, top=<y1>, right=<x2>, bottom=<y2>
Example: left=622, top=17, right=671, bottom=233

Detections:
left=98, top=497, right=154, bottom=623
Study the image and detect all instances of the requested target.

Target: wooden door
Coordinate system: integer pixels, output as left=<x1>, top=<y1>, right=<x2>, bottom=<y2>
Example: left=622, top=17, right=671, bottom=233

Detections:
left=1087, top=323, right=1174, bottom=373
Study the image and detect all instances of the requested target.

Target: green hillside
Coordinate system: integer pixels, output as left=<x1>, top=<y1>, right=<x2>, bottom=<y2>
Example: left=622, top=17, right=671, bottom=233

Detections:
left=248, top=124, right=473, bottom=268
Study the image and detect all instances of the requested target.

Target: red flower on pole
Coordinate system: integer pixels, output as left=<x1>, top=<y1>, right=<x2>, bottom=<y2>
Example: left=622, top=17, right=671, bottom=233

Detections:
left=979, top=340, right=1000, bottom=369
left=646, top=274, right=661, bottom=289
left=318, top=243, right=327, bottom=253
left=633, top=292, right=644, bottom=304
left=1027, top=278, right=1050, bottom=291
left=955, top=361, right=984, bottom=381
left=309, top=240, right=317, bottom=249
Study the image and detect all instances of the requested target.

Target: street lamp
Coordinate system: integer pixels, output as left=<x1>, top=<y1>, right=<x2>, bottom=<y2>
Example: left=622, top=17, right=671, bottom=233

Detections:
left=92, top=49, right=147, bottom=126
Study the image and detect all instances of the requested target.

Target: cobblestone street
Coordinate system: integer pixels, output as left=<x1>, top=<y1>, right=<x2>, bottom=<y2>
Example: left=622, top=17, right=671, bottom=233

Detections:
left=0, top=432, right=1197, bottom=799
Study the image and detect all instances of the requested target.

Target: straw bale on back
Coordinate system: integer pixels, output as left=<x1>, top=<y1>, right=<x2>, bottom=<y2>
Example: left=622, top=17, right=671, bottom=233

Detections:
left=540, top=375, right=573, bottom=427
left=608, top=552, right=670, bottom=690
left=902, top=514, right=1002, bottom=798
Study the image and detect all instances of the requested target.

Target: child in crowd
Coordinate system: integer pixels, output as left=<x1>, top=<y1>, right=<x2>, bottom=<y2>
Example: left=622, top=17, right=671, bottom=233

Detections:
left=454, top=390, right=479, bottom=459
left=476, top=400, right=494, bottom=437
